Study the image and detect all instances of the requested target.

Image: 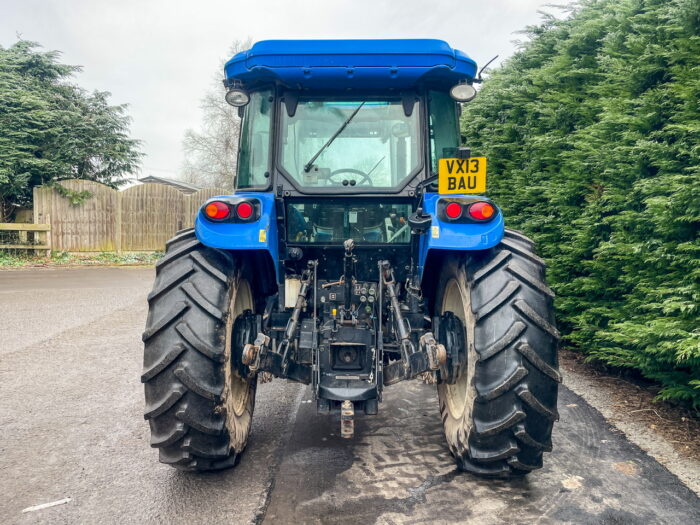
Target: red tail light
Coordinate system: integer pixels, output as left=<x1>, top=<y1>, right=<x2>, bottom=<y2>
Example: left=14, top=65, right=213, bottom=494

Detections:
left=236, top=202, right=254, bottom=220
left=445, top=202, right=463, bottom=219
left=468, top=202, right=495, bottom=220
left=204, top=201, right=230, bottom=220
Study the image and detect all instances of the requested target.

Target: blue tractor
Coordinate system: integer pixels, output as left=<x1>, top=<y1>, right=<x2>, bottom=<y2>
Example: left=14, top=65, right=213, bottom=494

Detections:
left=142, top=40, right=560, bottom=477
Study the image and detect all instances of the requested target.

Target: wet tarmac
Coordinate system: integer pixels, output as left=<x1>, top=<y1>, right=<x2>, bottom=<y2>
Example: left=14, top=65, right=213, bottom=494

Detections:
left=1, top=267, right=698, bottom=524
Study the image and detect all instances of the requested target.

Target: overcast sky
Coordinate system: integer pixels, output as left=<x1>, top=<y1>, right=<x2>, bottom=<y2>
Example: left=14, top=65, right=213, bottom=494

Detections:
left=2, top=0, right=574, bottom=180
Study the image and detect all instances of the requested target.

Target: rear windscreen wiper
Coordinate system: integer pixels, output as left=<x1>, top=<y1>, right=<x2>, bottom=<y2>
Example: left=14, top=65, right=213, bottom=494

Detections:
left=303, top=102, right=366, bottom=173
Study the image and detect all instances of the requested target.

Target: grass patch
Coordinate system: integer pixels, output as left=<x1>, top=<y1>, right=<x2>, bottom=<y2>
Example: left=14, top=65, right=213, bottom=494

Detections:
left=0, top=250, right=163, bottom=267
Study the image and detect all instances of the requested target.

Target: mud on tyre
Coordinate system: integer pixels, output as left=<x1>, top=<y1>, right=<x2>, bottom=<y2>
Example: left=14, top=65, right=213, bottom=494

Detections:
left=437, top=229, right=561, bottom=476
left=141, top=228, right=256, bottom=471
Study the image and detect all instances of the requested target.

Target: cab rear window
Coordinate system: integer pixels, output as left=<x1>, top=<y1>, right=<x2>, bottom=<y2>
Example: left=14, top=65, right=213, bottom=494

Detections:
left=287, top=201, right=412, bottom=244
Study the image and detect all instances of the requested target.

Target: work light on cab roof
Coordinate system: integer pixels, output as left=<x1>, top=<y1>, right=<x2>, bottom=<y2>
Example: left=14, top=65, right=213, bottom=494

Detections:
left=142, top=39, right=560, bottom=481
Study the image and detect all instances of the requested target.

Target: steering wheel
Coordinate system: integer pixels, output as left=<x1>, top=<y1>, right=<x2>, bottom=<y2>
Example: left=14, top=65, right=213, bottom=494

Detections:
left=328, top=168, right=373, bottom=186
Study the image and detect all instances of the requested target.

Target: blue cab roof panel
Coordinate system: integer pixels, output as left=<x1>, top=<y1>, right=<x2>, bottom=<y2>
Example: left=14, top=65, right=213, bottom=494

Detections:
left=224, top=39, right=477, bottom=90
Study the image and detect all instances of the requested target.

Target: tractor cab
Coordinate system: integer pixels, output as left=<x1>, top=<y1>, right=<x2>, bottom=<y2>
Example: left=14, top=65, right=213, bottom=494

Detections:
left=229, top=40, right=473, bottom=200
left=198, top=40, right=499, bottom=277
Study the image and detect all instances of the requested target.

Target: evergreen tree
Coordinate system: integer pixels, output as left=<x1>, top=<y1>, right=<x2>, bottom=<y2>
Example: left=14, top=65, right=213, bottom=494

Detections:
left=462, top=0, right=700, bottom=407
left=0, top=40, right=141, bottom=220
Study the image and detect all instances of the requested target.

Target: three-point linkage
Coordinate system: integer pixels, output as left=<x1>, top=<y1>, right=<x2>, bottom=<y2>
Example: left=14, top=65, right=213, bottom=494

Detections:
left=379, top=260, right=446, bottom=385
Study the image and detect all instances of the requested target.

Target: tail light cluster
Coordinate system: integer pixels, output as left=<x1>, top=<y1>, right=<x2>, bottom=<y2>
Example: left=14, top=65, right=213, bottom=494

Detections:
left=202, top=198, right=260, bottom=223
left=439, top=199, right=498, bottom=223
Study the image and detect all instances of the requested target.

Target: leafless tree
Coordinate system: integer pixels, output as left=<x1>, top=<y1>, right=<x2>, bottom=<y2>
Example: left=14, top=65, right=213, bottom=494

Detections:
left=181, top=39, right=252, bottom=190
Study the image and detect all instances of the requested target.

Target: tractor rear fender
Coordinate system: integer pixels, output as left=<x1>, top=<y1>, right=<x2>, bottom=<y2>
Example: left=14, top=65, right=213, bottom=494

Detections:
left=418, top=193, right=504, bottom=279
left=195, top=192, right=280, bottom=283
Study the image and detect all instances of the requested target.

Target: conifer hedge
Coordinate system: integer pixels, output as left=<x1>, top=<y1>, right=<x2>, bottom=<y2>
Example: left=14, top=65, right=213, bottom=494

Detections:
left=461, top=0, right=700, bottom=407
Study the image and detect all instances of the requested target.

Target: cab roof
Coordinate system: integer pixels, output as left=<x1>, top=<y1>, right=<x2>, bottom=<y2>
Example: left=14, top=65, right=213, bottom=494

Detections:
left=224, top=39, right=477, bottom=91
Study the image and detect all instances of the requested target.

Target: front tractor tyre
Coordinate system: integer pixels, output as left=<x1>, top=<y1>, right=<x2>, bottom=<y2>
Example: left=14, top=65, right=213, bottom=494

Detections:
left=141, top=229, right=256, bottom=471
left=436, top=229, right=561, bottom=476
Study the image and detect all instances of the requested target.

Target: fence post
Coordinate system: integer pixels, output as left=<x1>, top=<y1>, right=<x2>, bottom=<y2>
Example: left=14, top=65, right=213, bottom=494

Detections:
left=33, top=214, right=51, bottom=257
left=115, top=191, right=122, bottom=254
left=16, top=209, right=31, bottom=245
left=44, top=214, right=51, bottom=257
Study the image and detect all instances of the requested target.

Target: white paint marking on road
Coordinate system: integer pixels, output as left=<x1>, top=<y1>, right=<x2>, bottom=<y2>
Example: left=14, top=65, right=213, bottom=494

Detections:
left=21, top=498, right=71, bottom=513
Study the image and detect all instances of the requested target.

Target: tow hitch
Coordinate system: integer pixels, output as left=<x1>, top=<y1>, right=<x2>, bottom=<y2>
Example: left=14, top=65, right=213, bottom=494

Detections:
left=340, top=400, right=354, bottom=438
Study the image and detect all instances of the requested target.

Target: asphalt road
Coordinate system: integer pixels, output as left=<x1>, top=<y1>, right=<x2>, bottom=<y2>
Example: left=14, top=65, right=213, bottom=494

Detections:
left=1, top=267, right=698, bottom=525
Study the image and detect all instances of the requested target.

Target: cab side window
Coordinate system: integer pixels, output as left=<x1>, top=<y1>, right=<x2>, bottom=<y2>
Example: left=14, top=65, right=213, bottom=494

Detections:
left=237, top=89, right=273, bottom=189
left=428, top=90, right=460, bottom=173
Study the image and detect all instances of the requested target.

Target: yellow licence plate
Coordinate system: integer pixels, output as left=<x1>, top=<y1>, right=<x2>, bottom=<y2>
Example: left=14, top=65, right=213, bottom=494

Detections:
left=438, top=157, right=487, bottom=194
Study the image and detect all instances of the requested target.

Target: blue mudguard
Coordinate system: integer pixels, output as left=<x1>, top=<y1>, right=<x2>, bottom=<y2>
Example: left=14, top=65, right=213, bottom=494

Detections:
left=194, top=192, right=280, bottom=279
left=418, top=193, right=505, bottom=278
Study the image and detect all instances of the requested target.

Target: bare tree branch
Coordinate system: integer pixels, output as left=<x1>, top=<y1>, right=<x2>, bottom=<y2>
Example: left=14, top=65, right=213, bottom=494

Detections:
left=180, top=39, right=253, bottom=190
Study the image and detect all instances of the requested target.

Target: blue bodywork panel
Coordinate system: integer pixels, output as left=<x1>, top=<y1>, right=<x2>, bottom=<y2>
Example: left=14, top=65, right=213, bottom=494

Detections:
left=225, top=39, right=477, bottom=90
left=195, top=192, right=504, bottom=282
left=195, top=192, right=280, bottom=279
left=417, top=193, right=504, bottom=278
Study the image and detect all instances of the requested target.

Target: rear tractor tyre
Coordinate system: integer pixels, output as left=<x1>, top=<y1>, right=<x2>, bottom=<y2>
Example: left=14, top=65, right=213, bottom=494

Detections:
left=141, top=228, right=257, bottom=471
left=436, top=229, right=561, bottom=477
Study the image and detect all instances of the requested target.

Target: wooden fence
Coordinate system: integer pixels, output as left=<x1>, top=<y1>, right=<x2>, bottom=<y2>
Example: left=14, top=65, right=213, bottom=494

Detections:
left=32, top=180, right=225, bottom=252
left=0, top=222, right=51, bottom=256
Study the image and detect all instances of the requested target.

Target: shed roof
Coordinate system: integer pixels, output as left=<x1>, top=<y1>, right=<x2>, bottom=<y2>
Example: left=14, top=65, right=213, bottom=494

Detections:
left=138, top=175, right=201, bottom=194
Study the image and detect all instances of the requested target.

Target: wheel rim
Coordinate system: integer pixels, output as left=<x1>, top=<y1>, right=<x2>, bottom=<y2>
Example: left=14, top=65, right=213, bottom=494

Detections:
left=224, top=278, right=254, bottom=421
left=441, top=278, right=469, bottom=420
